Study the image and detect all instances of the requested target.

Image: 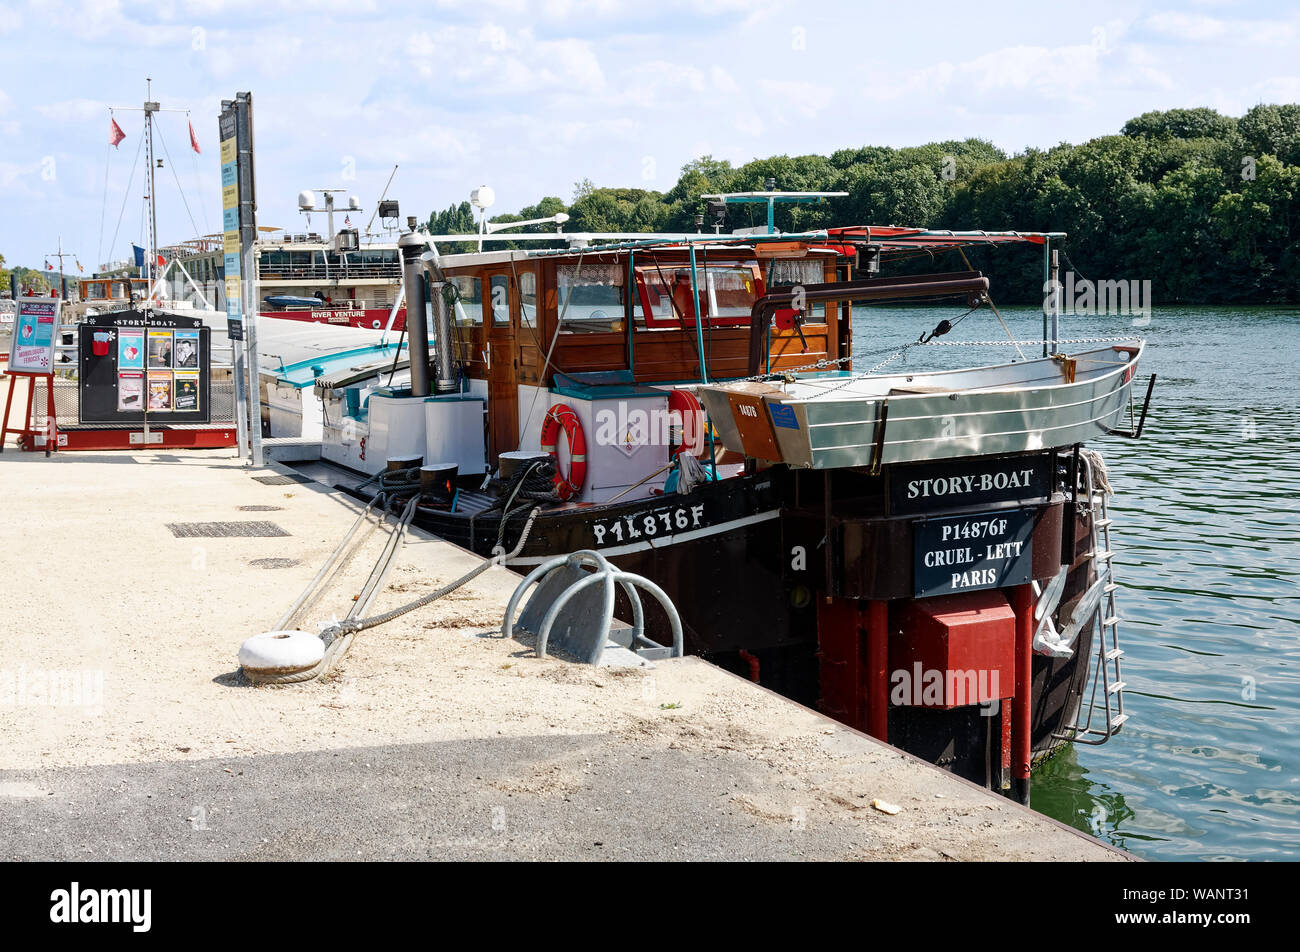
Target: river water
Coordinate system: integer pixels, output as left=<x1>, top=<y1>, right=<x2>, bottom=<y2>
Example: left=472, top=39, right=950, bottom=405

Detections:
left=852, top=303, right=1300, bottom=862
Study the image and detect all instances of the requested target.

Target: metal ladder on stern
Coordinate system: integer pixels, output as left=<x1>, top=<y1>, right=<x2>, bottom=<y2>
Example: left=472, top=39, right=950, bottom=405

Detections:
left=1053, top=451, right=1128, bottom=745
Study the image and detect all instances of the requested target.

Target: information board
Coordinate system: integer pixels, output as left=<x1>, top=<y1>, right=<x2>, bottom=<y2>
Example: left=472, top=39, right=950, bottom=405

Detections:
left=8, top=297, right=61, bottom=373
left=78, top=310, right=211, bottom=424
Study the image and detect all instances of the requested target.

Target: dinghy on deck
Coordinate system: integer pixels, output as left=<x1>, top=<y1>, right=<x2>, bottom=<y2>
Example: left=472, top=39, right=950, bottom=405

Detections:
left=699, top=343, right=1147, bottom=469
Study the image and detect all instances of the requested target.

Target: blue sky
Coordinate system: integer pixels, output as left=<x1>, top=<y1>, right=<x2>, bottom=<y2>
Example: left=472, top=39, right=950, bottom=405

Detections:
left=2, top=0, right=1297, bottom=269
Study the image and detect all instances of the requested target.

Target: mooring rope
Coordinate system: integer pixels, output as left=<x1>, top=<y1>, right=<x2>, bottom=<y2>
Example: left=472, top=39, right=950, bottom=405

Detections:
left=246, top=504, right=542, bottom=686
left=923, top=336, right=1136, bottom=346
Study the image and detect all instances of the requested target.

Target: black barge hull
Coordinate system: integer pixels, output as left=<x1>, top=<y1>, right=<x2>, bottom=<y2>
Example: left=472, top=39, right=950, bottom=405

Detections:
left=393, top=449, right=1103, bottom=793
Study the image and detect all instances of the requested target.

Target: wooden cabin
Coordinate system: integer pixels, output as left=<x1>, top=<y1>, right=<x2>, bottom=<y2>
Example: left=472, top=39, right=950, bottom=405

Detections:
left=435, top=241, right=852, bottom=464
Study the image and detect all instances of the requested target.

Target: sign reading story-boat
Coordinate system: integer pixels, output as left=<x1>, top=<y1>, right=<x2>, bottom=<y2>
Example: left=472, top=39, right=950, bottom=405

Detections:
left=78, top=311, right=211, bottom=424
left=913, top=509, right=1034, bottom=597
left=890, top=453, right=1053, bottom=516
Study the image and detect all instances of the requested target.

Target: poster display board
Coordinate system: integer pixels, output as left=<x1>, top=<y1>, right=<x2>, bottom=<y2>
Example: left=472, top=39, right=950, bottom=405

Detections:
left=219, top=100, right=251, bottom=342
left=8, top=297, right=61, bottom=373
left=78, top=310, right=211, bottom=424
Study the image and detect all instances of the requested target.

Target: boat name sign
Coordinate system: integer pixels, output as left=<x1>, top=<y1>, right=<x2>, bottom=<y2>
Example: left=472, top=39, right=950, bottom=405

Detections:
left=913, top=509, right=1035, bottom=597
left=890, top=454, right=1052, bottom=515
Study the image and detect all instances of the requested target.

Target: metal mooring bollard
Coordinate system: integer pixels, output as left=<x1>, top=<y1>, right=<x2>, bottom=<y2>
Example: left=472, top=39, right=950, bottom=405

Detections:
left=503, top=549, right=684, bottom=665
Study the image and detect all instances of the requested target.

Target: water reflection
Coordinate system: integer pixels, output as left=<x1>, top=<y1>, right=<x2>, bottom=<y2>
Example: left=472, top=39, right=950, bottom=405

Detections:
left=854, top=304, right=1300, bottom=861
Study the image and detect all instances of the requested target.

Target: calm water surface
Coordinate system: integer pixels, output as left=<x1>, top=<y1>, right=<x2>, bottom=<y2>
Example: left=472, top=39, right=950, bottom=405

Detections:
left=852, top=303, right=1300, bottom=861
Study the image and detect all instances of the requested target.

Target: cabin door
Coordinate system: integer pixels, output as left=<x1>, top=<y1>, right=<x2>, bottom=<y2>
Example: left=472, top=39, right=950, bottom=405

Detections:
left=485, top=271, right=519, bottom=464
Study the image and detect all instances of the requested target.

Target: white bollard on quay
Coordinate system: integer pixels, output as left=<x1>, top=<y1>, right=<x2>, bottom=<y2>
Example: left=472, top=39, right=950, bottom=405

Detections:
left=238, top=630, right=325, bottom=681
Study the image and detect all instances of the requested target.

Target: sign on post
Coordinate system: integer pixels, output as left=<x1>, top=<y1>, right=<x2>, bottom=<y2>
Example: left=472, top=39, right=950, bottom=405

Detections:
left=219, top=92, right=260, bottom=464
left=9, top=298, right=61, bottom=374
left=219, top=108, right=244, bottom=342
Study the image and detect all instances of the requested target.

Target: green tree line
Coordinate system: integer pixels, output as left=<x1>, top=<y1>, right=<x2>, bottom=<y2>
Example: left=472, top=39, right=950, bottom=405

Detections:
left=427, top=104, right=1300, bottom=304
left=0, top=254, right=58, bottom=297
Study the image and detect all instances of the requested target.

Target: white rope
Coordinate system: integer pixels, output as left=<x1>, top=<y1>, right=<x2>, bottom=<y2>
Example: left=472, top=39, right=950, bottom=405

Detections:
left=924, top=337, right=1135, bottom=346
left=154, top=122, right=204, bottom=248
left=106, top=130, right=145, bottom=267
left=185, top=110, right=212, bottom=236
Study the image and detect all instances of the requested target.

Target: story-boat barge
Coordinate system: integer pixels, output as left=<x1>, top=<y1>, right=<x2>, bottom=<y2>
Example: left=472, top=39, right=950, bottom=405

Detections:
left=306, top=211, right=1153, bottom=801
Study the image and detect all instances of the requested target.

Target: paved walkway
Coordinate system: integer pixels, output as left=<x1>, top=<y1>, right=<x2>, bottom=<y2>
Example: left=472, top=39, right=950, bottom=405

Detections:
left=0, top=448, right=1128, bottom=861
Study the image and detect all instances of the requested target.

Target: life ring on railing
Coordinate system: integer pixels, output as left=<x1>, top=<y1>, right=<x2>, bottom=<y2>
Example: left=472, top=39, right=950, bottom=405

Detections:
left=667, top=389, right=706, bottom=457
left=540, top=403, right=586, bottom=500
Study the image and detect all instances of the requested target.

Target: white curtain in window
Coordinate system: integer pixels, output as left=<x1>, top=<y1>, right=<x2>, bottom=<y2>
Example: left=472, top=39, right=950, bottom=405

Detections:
left=557, top=262, right=624, bottom=288
left=705, top=268, right=753, bottom=292
left=767, top=259, right=822, bottom=286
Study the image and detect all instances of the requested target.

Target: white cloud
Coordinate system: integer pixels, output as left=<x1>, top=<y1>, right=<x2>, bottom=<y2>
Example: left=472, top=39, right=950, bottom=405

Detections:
left=757, top=80, right=835, bottom=121
left=1144, top=11, right=1297, bottom=46
left=1145, top=12, right=1226, bottom=41
left=35, top=99, right=108, bottom=122
left=1255, top=75, right=1300, bottom=103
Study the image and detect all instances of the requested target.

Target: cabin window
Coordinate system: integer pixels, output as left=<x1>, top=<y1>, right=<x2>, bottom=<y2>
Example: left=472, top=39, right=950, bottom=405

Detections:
left=766, top=258, right=826, bottom=319
left=633, top=263, right=759, bottom=329
left=489, top=275, right=510, bottom=325
left=518, top=271, right=537, bottom=329
left=557, top=262, right=625, bottom=334
left=450, top=276, right=484, bottom=326
left=701, top=264, right=759, bottom=323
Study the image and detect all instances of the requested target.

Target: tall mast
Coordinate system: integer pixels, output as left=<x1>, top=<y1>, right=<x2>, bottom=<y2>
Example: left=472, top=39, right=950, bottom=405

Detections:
left=142, top=79, right=160, bottom=444
left=44, top=237, right=73, bottom=298
left=144, top=78, right=159, bottom=307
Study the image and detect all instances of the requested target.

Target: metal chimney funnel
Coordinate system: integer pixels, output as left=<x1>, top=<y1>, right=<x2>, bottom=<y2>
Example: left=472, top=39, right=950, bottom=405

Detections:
left=398, top=231, right=431, bottom=397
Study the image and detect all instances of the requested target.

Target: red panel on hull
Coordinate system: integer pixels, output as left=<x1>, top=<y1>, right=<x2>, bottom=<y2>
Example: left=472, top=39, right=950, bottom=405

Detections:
left=890, top=590, right=1016, bottom=709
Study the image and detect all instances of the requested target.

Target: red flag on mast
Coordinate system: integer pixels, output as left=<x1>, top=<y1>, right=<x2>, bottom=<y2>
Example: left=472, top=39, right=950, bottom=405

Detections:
left=188, top=119, right=201, bottom=155
left=109, top=117, right=126, bottom=148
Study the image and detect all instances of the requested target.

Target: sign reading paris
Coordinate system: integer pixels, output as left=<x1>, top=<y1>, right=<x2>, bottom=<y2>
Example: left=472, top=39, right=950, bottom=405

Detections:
left=913, top=509, right=1035, bottom=597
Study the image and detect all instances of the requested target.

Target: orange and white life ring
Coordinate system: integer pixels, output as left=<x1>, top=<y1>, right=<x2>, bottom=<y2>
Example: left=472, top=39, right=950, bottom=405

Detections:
left=668, top=388, right=706, bottom=457
left=540, top=403, right=586, bottom=500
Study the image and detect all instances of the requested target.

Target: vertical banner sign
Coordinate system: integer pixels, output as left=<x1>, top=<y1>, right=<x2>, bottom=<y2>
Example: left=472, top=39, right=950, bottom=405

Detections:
left=219, top=92, right=261, bottom=464
left=9, top=298, right=62, bottom=373
left=218, top=107, right=243, bottom=342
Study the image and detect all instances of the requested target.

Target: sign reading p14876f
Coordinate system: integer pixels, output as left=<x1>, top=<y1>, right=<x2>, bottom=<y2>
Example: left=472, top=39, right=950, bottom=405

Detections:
left=913, top=509, right=1034, bottom=597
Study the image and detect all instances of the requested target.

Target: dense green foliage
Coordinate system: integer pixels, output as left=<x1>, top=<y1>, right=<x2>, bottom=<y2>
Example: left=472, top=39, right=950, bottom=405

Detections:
left=428, top=105, right=1300, bottom=304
